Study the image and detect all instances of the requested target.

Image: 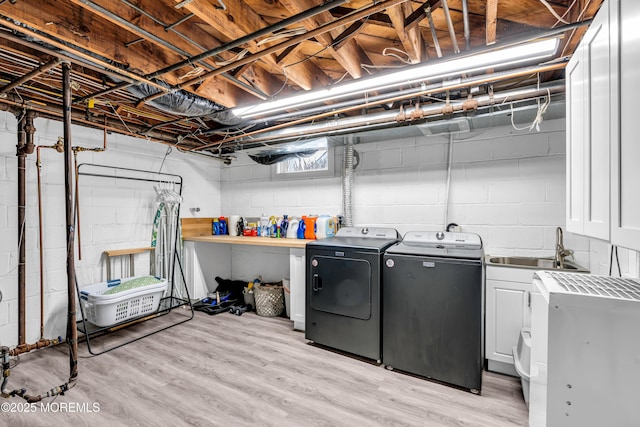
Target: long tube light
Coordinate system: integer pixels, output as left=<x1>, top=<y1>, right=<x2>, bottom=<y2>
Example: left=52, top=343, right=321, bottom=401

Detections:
left=231, top=38, right=559, bottom=119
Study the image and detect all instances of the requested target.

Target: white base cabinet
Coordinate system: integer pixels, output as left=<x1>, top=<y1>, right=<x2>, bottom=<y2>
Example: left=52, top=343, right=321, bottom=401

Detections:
left=485, top=265, right=534, bottom=376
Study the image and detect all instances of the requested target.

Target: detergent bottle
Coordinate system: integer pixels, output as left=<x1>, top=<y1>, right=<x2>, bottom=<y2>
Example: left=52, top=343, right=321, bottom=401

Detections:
left=269, top=216, right=278, bottom=238
left=315, top=215, right=335, bottom=239
left=287, top=217, right=299, bottom=238
left=219, top=216, right=227, bottom=235
left=297, top=216, right=306, bottom=239
left=281, top=215, right=289, bottom=238
left=259, top=213, right=269, bottom=237
left=303, top=215, right=318, bottom=240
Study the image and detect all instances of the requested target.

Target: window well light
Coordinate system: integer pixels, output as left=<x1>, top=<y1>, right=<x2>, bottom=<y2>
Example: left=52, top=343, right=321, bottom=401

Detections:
left=231, top=38, right=559, bottom=119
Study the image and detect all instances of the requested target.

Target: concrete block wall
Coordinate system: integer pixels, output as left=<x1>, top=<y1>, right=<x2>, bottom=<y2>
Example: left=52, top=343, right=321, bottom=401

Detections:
left=221, top=119, right=592, bottom=268
left=0, top=112, right=221, bottom=347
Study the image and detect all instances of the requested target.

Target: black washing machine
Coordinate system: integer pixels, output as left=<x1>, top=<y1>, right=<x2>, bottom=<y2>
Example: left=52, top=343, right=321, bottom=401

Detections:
left=305, top=227, right=399, bottom=361
left=382, top=231, right=484, bottom=393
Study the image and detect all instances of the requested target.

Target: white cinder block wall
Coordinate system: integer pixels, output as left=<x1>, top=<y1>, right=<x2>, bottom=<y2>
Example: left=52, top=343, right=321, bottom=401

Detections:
left=221, top=118, right=594, bottom=268
left=0, top=111, right=221, bottom=347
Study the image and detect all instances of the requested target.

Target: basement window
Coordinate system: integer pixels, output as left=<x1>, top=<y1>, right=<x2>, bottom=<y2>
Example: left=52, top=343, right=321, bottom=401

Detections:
left=272, top=137, right=334, bottom=179
left=276, top=149, right=329, bottom=174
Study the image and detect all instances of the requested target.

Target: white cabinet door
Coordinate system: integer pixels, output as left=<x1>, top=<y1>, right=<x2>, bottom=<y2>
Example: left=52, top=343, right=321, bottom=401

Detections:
left=612, top=0, right=640, bottom=251
left=566, top=46, right=586, bottom=235
left=566, top=2, right=611, bottom=240
left=486, top=278, right=531, bottom=376
left=583, top=4, right=611, bottom=241
left=289, top=248, right=306, bottom=331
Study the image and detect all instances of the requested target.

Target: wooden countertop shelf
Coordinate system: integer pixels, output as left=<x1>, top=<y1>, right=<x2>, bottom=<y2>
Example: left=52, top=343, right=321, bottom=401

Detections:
left=184, top=234, right=311, bottom=249
left=181, top=218, right=312, bottom=248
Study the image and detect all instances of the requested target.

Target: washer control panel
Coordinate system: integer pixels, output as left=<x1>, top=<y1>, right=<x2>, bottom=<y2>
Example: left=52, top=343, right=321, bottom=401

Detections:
left=335, top=226, right=398, bottom=239
left=402, top=231, right=482, bottom=249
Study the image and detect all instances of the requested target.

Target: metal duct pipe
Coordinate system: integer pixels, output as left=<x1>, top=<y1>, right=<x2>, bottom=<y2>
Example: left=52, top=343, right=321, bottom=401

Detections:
left=196, top=61, right=568, bottom=150
left=62, top=62, right=78, bottom=385
left=232, top=84, right=565, bottom=145
left=342, top=137, right=356, bottom=227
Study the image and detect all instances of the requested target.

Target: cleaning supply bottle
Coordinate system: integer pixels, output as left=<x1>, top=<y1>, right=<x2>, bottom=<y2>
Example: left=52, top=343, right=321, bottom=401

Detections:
left=287, top=217, right=299, bottom=238
left=297, top=216, right=306, bottom=239
left=304, top=215, right=318, bottom=240
left=281, top=215, right=289, bottom=238
left=219, top=216, right=227, bottom=235
left=260, top=213, right=269, bottom=237
left=212, top=217, right=220, bottom=235
left=269, top=216, right=278, bottom=238
left=315, top=215, right=335, bottom=239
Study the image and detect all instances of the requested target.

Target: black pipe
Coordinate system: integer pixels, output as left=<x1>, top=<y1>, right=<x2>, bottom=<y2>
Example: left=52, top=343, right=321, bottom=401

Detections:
left=74, top=0, right=349, bottom=104
left=62, top=62, right=78, bottom=383
left=16, top=115, right=26, bottom=346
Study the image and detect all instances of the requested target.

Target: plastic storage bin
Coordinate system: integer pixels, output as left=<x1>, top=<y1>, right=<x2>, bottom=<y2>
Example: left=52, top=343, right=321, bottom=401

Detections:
left=512, top=328, right=532, bottom=408
left=79, top=276, right=168, bottom=327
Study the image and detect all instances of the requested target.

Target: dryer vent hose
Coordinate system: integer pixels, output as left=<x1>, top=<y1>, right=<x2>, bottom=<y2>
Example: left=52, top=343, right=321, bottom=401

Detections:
left=343, top=142, right=355, bottom=227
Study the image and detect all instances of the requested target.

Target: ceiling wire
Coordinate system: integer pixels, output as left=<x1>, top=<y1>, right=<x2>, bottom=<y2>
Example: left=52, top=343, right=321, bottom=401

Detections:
left=559, top=0, right=593, bottom=57
left=539, top=0, right=571, bottom=24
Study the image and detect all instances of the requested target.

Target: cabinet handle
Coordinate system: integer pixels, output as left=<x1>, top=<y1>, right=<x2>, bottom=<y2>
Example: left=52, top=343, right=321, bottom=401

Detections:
left=527, top=291, right=531, bottom=307
left=312, top=274, right=322, bottom=292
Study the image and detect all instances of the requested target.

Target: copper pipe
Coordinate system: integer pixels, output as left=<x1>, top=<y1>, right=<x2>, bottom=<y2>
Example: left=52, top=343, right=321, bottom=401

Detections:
left=9, top=337, right=62, bottom=357
left=0, top=58, right=62, bottom=95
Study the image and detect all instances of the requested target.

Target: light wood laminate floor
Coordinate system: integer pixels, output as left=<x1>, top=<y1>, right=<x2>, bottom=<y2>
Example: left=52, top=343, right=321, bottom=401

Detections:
left=3, top=310, right=528, bottom=426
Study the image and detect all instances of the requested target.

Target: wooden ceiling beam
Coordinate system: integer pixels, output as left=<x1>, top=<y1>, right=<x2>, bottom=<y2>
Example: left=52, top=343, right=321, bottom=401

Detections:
left=0, top=0, right=185, bottom=85
left=177, top=0, right=331, bottom=91
left=405, top=0, right=441, bottom=32
left=67, top=0, right=256, bottom=107
left=279, top=0, right=374, bottom=79
left=388, top=2, right=427, bottom=64
left=486, top=0, right=498, bottom=45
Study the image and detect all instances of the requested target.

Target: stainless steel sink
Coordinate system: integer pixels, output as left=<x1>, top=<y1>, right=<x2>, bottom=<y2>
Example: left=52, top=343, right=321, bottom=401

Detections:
left=487, top=256, right=589, bottom=272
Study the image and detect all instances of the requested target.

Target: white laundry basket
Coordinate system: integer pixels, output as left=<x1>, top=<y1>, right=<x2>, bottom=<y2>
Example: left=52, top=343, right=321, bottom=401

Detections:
left=80, top=276, right=167, bottom=327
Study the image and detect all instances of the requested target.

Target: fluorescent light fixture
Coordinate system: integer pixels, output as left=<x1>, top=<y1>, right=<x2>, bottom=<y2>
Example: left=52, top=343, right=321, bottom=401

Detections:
left=231, top=38, right=559, bottom=119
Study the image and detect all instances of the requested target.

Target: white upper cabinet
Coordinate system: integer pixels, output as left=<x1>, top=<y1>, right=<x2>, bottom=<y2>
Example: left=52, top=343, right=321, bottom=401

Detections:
left=612, top=0, right=640, bottom=251
left=566, top=1, right=611, bottom=241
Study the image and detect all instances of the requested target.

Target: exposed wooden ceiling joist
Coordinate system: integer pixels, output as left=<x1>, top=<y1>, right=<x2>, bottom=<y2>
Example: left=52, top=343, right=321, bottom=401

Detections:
left=0, top=0, right=604, bottom=158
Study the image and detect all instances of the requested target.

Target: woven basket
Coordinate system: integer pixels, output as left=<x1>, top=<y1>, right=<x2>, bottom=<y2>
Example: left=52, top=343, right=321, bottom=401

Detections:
left=253, top=283, right=284, bottom=317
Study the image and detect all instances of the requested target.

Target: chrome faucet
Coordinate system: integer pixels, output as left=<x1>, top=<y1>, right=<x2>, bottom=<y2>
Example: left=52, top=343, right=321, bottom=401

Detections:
left=555, top=227, right=573, bottom=269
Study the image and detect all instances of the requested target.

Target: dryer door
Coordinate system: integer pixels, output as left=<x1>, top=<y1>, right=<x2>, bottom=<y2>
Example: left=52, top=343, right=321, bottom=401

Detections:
left=309, top=255, right=372, bottom=320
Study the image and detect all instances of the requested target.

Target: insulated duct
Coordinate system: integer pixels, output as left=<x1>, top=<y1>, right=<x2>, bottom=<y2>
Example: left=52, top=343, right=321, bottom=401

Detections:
left=125, top=81, right=236, bottom=123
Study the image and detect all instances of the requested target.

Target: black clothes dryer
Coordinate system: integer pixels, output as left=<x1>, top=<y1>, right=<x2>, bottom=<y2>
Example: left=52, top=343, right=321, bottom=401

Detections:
left=305, top=227, right=399, bottom=362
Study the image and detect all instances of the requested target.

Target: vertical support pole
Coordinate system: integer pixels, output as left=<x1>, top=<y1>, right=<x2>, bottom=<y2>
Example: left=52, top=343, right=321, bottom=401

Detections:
left=62, top=62, right=78, bottom=381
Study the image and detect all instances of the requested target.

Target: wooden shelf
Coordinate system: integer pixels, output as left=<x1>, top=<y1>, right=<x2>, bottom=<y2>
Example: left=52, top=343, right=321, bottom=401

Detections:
left=103, top=247, right=155, bottom=257
left=183, top=234, right=311, bottom=249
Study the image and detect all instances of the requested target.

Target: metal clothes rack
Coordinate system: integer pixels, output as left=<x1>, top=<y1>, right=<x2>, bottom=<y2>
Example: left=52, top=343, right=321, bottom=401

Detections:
left=75, top=163, right=194, bottom=355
